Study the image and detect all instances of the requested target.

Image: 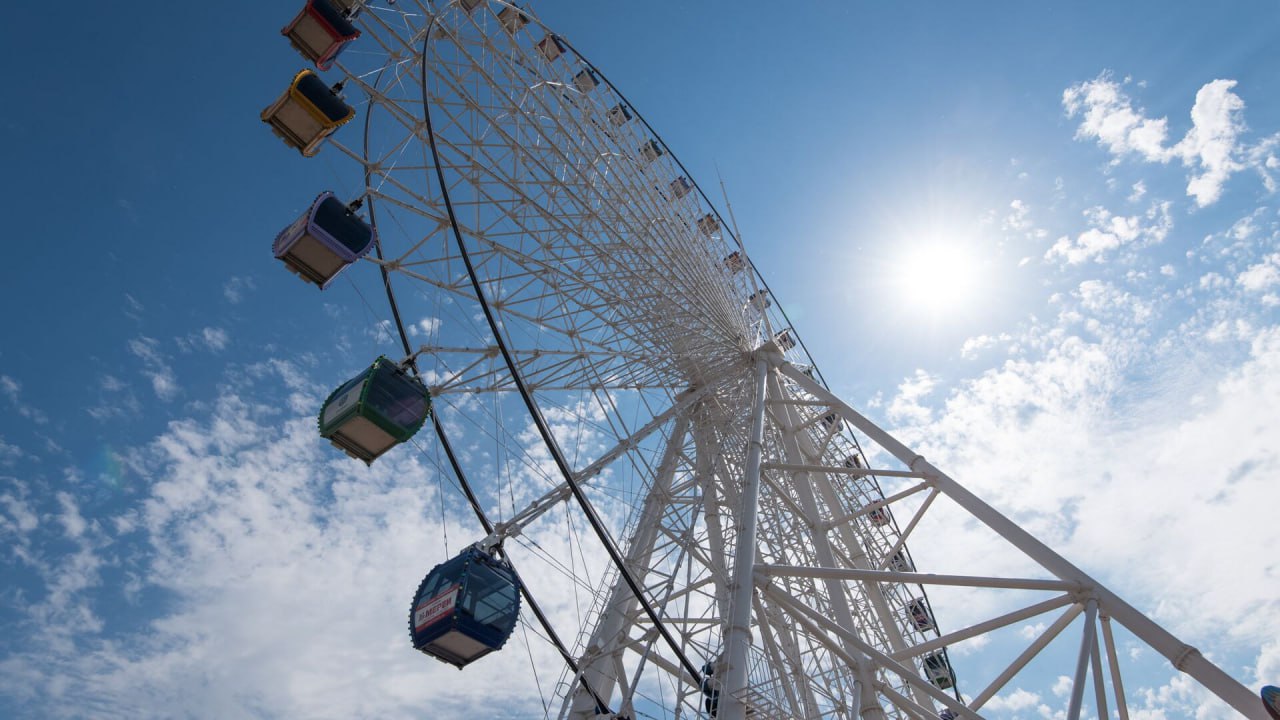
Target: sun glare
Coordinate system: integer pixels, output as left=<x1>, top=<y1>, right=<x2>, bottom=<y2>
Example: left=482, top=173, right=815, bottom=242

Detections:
left=895, top=242, right=984, bottom=317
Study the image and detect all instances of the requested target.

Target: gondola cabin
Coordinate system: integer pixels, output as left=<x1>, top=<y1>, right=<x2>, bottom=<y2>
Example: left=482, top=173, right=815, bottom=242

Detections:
left=1263, top=686, right=1280, bottom=719
left=868, top=506, right=891, bottom=526
left=497, top=5, right=529, bottom=33
left=573, top=69, right=598, bottom=93
left=410, top=546, right=521, bottom=668
left=821, top=412, right=843, bottom=431
left=774, top=330, right=796, bottom=352
left=723, top=251, right=745, bottom=273
left=639, top=139, right=664, bottom=164
left=274, top=192, right=375, bottom=288
left=697, top=213, right=721, bottom=237
left=888, top=551, right=914, bottom=573
left=906, top=598, right=935, bottom=632
left=748, top=291, right=771, bottom=310
left=607, top=103, right=632, bottom=126
left=670, top=176, right=694, bottom=199
left=843, top=454, right=864, bottom=470
left=536, top=35, right=565, bottom=61
left=282, top=0, right=361, bottom=70
left=318, top=357, right=431, bottom=464
left=922, top=651, right=956, bottom=690
left=458, top=0, right=484, bottom=13
left=261, top=69, right=355, bottom=157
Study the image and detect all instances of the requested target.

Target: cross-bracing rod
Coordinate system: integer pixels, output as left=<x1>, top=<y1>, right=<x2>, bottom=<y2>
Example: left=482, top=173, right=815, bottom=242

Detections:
left=776, top=362, right=1268, bottom=719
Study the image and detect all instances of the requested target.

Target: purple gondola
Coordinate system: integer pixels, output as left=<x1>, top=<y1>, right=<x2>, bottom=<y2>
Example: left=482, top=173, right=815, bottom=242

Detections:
left=274, top=192, right=376, bottom=289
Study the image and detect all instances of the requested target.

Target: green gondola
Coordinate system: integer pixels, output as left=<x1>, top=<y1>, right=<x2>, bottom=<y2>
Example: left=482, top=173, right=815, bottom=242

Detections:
left=318, top=357, right=431, bottom=464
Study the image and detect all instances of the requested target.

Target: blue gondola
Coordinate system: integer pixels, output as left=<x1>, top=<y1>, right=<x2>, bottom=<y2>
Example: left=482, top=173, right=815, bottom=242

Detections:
left=274, top=192, right=375, bottom=289
left=410, top=546, right=521, bottom=668
left=1263, top=685, right=1280, bottom=719
left=319, top=357, right=431, bottom=464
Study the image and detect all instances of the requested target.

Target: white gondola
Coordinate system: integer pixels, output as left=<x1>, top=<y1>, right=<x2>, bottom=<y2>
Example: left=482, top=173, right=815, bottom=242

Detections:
left=922, top=651, right=956, bottom=689
left=748, top=290, right=771, bottom=310
left=536, top=34, right=565, bottom=61
left=887, top=551, right=914, bottom=573
left=774, top=330, right=796, bottom=352
left=639, top=139, right=663, bottom=163
left=723, top=251, right=745, bottom=273
left=607, top=103, right=632, bottom=126
left=573, top=68, right=598, bottom=92
left=669, top=176, right=693, bottom=199
left=868, top=506, right=891, bottom=526
left=497, top=5, right=529, bottom=33
left=843, top=454, right=864, bottom=469
left=906, top=598, right=936, bottom=632
left=697, top=213, right=720, bottom=237
left=821, top=411, right=843, bottom=431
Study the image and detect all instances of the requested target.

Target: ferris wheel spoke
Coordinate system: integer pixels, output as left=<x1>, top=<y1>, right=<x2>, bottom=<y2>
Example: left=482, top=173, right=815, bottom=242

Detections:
left=417, top=47, right=748, bottom=337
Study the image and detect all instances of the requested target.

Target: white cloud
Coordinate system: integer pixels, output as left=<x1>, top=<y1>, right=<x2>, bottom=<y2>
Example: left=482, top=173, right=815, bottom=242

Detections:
left=1173, top=80, right=1246, bottom=207
left=200, top=327, right=229, bottom=351
left=985, top=687, right=1042, bottom=712
left=1129, top=180, right=1147, bottom=203
left=1005, top=200, right=1033, bottom=233
left=1065, top=74, right=1270, bottom=207
left=887, top=370, right=937, bottom=425
left=1237, top=253, right=1280, bottom=292
left=407, top=317, right=442, bottom=338
left=961, top=333, right=1012, bottom=360
left=0, top=374, right=49, bottom=425
left=127, top=337, right=179, bottom=402
left=1050, top=675, right=1072, bottom=698
left=222, top=276, right=255, bottom=304
left=1063, top=75, right=1171, bottom=162
left=1045, top=202, right=1171, bottom=265
left=55, top=492, right=87, bottom=539
left=0, top=437, right=22, bottom=465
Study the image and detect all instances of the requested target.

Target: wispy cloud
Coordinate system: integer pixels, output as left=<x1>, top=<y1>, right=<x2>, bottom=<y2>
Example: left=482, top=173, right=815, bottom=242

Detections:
left=0, top=375, right=49, bottom=425
left=222, top=276, right=255, bottom=305
left=127, top=337, right=179, bottom=402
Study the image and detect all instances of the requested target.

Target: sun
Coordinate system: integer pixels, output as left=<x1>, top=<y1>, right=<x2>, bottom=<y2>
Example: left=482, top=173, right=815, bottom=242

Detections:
left=894, top=241, right=985, bottom=317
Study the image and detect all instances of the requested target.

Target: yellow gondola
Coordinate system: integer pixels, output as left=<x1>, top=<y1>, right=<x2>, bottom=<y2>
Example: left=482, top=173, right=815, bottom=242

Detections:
left=260, top=69, right=355, bottom=157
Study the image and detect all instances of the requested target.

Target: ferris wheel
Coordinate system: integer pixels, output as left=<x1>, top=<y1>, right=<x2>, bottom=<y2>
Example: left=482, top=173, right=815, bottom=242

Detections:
left=258, top=2, right=1274, bottom=718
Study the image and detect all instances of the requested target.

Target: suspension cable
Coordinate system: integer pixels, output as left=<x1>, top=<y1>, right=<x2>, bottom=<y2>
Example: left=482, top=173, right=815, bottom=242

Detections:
left=359, top=60, right=615, bottom=717
left=417, top=18, right=706, bottom=691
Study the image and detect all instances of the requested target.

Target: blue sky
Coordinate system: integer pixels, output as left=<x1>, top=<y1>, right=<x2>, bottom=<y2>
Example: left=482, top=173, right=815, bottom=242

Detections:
left=2, top=1, right=1279, bottom=718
